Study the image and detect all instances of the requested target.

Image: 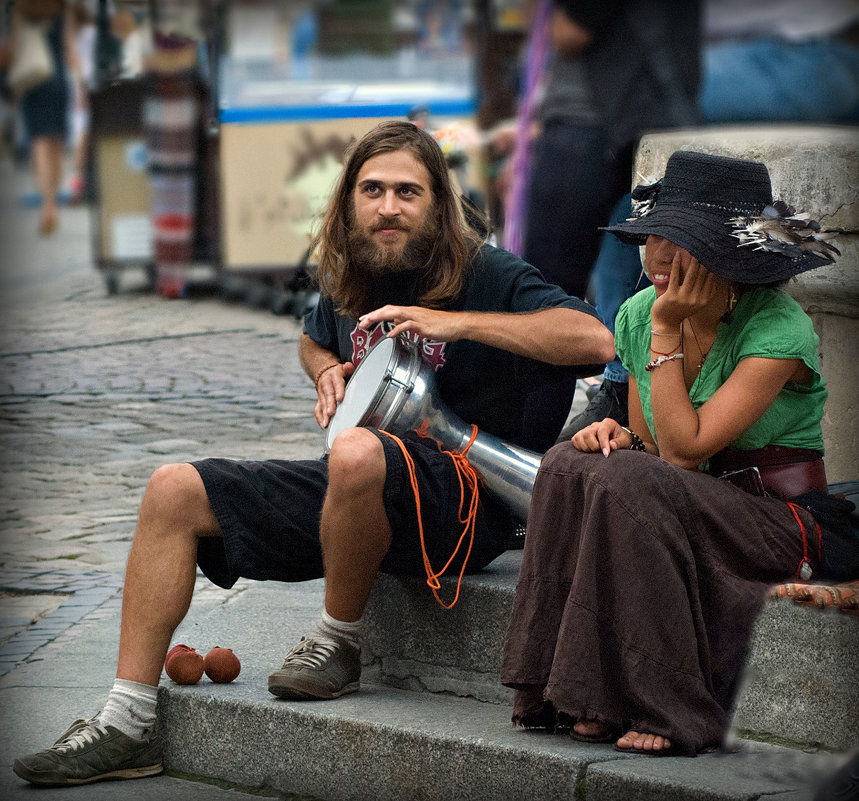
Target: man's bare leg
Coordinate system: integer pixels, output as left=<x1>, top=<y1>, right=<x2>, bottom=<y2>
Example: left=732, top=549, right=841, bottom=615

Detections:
left=13, top=463, right=221, bottom=786
left=268, top=428, right=390, bottom=699
left=320, top=428, right=392, bottom=622
left=117, top=463, right=221, bottom=686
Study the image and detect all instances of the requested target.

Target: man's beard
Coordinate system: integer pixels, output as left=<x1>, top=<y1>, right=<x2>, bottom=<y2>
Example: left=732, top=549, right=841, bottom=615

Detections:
left=347, top=214, right=438, bottom=276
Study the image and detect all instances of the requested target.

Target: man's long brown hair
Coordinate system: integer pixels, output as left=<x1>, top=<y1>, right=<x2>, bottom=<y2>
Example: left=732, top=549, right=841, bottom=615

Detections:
left=312, top=120, right=487, bottom=319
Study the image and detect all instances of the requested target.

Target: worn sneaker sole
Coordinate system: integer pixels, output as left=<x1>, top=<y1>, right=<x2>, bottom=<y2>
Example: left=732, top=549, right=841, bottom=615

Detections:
left=12, top=760, right=163, bottom=786
left=267, top=676, right=360, bottom=700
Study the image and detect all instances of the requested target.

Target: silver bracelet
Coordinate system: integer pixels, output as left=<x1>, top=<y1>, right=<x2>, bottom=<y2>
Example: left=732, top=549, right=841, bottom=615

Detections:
left=645, top=353, right=683, bottom=372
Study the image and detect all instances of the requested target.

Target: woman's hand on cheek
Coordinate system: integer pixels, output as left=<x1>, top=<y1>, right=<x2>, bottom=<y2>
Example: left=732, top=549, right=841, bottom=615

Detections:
left=652, top=254, right=716, bottom=329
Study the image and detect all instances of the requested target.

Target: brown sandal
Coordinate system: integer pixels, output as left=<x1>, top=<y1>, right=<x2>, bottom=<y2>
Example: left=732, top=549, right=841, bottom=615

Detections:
left=569, top=721, right=619, bottom=744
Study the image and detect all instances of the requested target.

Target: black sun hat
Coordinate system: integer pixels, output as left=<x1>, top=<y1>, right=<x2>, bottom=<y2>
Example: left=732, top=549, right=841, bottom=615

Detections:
left=603, top=150, right=840, bottom=284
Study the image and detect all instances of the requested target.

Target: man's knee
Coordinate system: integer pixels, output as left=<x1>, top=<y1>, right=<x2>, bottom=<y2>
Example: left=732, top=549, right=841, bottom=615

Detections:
left=139, top=463, right=217, bottom=534
left=327, top=429, right=386, bottom=494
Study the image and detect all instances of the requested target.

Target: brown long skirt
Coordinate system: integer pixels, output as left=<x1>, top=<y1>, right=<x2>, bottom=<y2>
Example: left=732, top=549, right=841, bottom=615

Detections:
left=500, top=444, right=819, bottom=755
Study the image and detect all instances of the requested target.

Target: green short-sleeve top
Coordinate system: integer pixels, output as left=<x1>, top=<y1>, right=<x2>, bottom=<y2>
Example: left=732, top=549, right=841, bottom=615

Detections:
left=614, top=286, right=826, bottom=455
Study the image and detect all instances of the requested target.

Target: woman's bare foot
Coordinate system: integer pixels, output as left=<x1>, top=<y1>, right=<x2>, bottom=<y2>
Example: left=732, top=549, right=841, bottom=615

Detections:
left=615, top=730, right=673, bottom=754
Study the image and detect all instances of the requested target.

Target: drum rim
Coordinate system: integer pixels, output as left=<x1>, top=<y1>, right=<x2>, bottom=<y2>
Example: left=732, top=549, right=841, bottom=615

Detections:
left=324, top=335, right=423, bottom=449
left=374, top=337, right=424, bottom=433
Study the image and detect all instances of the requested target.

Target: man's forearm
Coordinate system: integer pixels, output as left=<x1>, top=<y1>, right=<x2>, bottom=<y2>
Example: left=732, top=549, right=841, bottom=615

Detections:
left=356, top=305, right=614, bottom=366
left=458, top=307, right=614, bottom=366
left=299, top=334, right=341, bottom=383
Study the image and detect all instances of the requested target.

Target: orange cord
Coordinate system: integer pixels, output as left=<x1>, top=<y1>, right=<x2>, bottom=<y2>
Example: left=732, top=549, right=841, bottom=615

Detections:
left=379, top=426, right=480, bottom=609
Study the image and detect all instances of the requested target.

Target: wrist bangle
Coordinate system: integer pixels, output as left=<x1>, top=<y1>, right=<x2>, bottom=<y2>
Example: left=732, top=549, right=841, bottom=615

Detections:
left=621, top=426, right=646, bottom=452
left=313, top=362, right=341, bottom=390
left=645, top=353, right=683, bottom=371
left=650, top=329, right=681, bottom=337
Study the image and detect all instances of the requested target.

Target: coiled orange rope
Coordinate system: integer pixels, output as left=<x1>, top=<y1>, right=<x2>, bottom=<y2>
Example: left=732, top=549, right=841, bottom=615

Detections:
left=379, top=426, right=481, bottom=609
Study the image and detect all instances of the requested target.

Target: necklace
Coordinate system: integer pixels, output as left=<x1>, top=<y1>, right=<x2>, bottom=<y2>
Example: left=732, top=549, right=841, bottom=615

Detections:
left=687, top=319, right=715, bottom=403
left=687, top=319, right=713, bottom=372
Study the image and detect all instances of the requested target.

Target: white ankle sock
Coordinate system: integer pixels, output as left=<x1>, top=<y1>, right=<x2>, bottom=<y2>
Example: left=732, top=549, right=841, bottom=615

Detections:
left=313, top=609, right=363, bottom=648
left=99, top=679, right=158, bottom=739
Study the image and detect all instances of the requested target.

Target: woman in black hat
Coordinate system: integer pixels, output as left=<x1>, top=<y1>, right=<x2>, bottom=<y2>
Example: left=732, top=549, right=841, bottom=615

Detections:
left=501, top=150, right=855, bottom=756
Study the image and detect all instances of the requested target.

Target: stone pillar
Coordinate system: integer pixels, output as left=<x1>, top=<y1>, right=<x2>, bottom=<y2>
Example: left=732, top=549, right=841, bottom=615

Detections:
left=634, top=126, right=858, bottom=483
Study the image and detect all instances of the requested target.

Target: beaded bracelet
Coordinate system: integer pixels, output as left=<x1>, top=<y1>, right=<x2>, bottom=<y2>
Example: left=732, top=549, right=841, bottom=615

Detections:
left=314, top=362, right=341, bottom=390
left=621, top=426, right=646, bottom=452
left=645, top=353, right=683, bottom=372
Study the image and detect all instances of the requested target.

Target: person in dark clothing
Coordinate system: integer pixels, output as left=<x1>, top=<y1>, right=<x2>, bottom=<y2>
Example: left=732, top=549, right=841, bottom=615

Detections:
left=14, top=120, right=614, bottom=787
left=514, top=0, right=699, bottom=434
left=521, top=0, right=700, bottom=302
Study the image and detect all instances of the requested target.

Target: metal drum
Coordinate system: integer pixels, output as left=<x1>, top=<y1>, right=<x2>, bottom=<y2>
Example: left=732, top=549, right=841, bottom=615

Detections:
left=325, top=335, right=541, bottom=521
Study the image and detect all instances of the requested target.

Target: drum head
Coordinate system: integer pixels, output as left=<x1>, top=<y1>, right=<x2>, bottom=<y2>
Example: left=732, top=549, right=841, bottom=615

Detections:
left=325, top=337, right=397, bottom=450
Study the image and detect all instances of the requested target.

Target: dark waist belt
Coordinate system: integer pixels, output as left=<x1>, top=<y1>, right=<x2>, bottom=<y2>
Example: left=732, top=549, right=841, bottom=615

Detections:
left=756, top=459, right=828, bottom=500
left=710, top=445, right=828, bottom=500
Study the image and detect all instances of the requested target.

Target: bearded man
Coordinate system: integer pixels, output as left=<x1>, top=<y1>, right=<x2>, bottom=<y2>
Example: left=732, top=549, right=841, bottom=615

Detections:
left=14, top=121, right=613, bottom=787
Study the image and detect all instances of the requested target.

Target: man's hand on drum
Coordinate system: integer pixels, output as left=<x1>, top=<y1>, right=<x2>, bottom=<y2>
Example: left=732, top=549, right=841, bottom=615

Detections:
left=571, top=418, right=632, bottom=457
left=358, top=305, right=462, bottom=342
left=315, top=361, right=355, bottom=429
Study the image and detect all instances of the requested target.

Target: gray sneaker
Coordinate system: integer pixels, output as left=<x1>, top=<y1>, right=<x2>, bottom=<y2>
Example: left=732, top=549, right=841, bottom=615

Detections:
left=268, top=636, right=361, bottom=700
left=13, top=714, right=163, bottom=786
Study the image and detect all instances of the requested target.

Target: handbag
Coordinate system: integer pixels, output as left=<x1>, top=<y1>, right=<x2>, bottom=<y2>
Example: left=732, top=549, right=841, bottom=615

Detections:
left=7, top=20, right=54, bottom=94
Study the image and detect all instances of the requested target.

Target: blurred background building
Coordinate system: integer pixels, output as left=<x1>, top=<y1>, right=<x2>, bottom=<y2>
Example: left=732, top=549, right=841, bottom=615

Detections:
left=1, top=1, right=855, bottom=303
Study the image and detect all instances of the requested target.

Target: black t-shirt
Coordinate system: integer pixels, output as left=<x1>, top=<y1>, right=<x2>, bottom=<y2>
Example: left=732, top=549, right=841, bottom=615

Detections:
left=302, top=244, right=601, bottom=453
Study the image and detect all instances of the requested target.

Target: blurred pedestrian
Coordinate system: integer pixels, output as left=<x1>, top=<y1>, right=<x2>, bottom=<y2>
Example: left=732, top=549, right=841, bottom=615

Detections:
left=0, top=31, right=14, bottom=159
left=288, top=3, right=318, bottom=80
left=10, top=0, right=80, bottom=235
left=510, top=0, right=701, bottom=301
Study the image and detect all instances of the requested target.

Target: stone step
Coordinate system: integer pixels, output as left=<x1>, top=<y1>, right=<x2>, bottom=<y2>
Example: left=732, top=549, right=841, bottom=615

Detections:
left=160, top=580, right=845, bottom=801
left=364, top=550, right=520, bottom=705
left=364, top=558, right=859, bottom=753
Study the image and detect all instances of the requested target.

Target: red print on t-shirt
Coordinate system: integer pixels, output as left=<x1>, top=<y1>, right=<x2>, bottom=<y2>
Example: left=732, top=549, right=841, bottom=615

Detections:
left=350, top=322, right=447, bottom=371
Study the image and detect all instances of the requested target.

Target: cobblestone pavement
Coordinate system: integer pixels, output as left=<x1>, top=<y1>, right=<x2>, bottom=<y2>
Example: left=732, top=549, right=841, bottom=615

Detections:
left=0, top=156, right=326, bottom=676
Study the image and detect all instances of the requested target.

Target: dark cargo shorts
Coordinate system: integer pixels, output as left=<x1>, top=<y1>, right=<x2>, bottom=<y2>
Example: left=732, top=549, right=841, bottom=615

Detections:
left=192, top=429, right=510, bottom=589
